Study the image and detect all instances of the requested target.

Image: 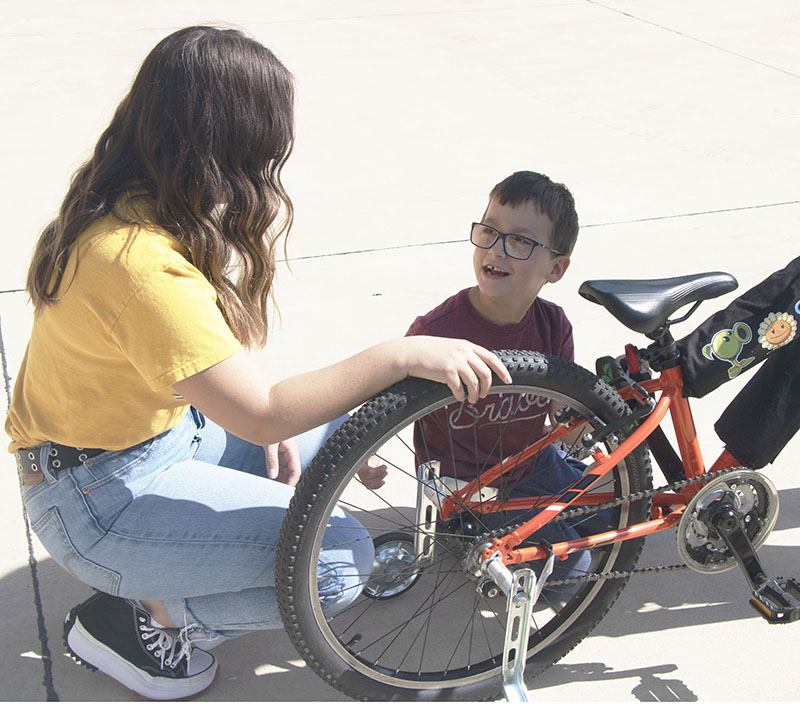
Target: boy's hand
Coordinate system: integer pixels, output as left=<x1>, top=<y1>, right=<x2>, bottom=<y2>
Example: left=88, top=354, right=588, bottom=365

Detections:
left=402, top=337, right=511, bottom=403
left=357, top=455, right=388, bottom=489
left=265, top=439, right=301, bottom=486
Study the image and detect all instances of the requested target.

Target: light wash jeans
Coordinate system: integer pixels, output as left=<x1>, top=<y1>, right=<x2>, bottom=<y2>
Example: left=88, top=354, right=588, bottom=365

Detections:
left=21, top=409, right=374, bottom=647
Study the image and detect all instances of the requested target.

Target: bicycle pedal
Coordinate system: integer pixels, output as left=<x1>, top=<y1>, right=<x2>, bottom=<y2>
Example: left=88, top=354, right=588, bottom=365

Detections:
left=750, top=577, right=800, bottom=624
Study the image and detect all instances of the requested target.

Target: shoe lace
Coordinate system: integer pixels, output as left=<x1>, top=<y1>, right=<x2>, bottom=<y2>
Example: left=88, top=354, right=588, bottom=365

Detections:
left=138, top=617, right=191, bottom=670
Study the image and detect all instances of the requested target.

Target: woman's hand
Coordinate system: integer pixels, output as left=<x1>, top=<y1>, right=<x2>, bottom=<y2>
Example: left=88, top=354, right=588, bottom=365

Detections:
left=400, top=336, right=512, bottom=403
left=265, top=439, right=301, bottom=486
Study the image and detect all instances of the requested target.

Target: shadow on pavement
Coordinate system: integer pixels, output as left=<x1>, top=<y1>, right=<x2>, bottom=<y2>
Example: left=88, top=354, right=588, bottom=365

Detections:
left=530, top=661, right=698, bottom=701
left=0, top=557, right=348, bottom=701
left=3, top=483, right=796, bottom=700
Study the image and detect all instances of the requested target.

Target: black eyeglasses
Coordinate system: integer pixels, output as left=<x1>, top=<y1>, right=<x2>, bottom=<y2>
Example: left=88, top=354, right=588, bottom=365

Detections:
left=470, top=222, right=561, bottom=260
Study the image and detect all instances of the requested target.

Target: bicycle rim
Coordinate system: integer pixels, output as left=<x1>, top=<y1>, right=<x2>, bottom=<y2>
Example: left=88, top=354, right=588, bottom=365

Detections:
left=277, top=354, right=651, bottom=700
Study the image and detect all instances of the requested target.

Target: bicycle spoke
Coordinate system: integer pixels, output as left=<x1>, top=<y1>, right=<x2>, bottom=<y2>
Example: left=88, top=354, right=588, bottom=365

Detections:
left=277, top=357, right=652, bottom=698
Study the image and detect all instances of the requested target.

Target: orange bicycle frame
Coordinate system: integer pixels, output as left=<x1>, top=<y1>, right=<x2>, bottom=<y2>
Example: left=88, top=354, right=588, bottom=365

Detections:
left=436, top=364, right=712, bottom=566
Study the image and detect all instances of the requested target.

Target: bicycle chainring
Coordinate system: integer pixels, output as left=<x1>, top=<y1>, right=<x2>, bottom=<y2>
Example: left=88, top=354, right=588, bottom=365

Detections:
left=676, top=469, right=779, bottom=573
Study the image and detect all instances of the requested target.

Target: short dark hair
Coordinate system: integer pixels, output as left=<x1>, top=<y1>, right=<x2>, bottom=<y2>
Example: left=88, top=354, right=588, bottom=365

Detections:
left=489, top=171, right=579, bottom=255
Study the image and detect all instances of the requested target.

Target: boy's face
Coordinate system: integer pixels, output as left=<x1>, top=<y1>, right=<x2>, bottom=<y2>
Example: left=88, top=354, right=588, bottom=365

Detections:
left=471, top=198, right=569, bottom=325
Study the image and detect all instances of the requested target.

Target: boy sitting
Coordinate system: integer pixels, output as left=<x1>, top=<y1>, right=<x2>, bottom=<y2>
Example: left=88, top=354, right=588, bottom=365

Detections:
left=406, top=170, right=593, bottom=576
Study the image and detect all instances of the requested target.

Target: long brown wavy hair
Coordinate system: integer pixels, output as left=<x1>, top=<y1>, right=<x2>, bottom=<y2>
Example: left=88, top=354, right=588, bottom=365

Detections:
left=27, top=26, right=295, bottom=348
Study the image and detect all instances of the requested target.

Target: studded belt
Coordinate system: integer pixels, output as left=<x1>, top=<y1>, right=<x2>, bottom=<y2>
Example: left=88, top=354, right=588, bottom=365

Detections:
left=15, top=444, right=106, bottom=478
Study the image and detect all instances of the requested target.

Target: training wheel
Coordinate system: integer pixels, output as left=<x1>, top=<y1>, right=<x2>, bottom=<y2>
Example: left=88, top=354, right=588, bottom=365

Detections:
left=362, top=532, right=422, bottom=599
left=677, top=469, right=779, bottom=574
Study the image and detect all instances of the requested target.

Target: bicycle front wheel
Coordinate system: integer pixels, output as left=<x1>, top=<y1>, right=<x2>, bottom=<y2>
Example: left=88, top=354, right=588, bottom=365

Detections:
left=276, top=351, right=652, bottom=701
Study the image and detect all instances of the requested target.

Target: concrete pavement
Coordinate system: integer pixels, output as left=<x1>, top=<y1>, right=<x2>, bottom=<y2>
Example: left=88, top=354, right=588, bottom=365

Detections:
left=1, top=0, right=799, bottom=703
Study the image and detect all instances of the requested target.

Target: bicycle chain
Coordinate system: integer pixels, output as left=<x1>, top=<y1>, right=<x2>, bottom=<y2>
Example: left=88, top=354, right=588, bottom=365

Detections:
left=478, top=468, right=738, bottom=587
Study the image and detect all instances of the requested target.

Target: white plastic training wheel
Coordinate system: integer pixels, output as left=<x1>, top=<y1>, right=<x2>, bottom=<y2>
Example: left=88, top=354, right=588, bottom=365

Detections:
left=676, top=469, right=780, bottom=573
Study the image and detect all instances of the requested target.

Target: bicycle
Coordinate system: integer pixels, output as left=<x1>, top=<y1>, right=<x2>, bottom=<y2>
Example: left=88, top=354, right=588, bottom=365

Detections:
left=275, top=270, right=800, bottom=702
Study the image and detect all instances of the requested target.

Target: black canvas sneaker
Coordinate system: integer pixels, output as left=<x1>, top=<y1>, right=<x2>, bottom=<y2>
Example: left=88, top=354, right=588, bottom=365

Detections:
left=64, top=592, right=218, bottom=700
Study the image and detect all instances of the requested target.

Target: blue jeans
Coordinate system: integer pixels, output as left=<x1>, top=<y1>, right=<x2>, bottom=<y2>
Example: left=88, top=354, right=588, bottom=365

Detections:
left=482, top=446, right=596, bottom=581
left=20, top=409, right=374, bottom=647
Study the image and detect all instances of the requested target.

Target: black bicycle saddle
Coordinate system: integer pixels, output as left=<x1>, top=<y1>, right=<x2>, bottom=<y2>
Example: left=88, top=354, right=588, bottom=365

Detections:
left=578, top=272, right=738, bottom=335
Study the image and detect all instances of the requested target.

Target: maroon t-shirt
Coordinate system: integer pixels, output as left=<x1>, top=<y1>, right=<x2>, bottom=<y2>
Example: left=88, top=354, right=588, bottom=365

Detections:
left=406, top=288, right=574, bottom=486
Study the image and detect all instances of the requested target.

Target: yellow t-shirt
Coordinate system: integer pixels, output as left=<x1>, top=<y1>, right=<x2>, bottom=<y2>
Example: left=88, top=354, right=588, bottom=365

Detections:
left=5, top=214, right=241, bottom=452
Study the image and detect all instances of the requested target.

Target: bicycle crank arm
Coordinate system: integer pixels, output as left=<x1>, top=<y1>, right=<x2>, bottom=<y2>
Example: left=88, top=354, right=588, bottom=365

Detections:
left=703, top=494, right=800, bottom=624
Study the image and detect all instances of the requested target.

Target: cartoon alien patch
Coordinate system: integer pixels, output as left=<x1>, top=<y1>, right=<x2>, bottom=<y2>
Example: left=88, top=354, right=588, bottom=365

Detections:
left=758, top=311, right=797, bottom=350
left=702, top=322, right=756, bottom=379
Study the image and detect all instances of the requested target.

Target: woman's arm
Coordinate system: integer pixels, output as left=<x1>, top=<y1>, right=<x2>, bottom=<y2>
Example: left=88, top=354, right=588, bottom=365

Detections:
left=172, top=336, right=511, bottom=446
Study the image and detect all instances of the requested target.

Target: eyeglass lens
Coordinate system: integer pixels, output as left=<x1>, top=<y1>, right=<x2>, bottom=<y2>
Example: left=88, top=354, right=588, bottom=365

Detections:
left=471, top=224, right=535, bottom=260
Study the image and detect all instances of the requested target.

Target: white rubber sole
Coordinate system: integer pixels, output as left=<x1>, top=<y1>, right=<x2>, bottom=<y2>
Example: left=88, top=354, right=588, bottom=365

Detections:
left=66, top=615, right=218, bottom=700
